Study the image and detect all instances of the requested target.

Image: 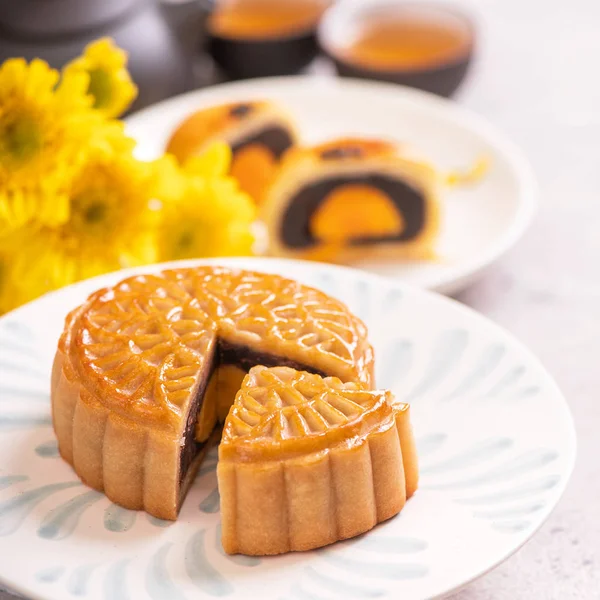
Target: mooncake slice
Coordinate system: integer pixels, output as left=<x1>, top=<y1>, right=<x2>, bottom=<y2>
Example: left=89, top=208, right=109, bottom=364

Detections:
left=218, top=366, right=418, bottom=555
left=166, top=100, right=298, bottom=203
left=261, top=137, right=441, bottom=263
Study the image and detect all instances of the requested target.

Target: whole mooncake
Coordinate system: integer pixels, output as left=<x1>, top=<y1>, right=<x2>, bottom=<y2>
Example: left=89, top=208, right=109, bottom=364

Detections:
left=51, top=266, right=418, bottom=555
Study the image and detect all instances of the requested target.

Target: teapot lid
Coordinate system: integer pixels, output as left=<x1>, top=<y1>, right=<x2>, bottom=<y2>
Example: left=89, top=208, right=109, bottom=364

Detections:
left=0, top=0, right=143, bottom=38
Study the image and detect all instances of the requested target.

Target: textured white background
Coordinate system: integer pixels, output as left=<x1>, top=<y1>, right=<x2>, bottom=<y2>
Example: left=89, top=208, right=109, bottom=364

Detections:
left=451, top=0, right=599, bottom=596
left=2, top=0, right=598, bottom=597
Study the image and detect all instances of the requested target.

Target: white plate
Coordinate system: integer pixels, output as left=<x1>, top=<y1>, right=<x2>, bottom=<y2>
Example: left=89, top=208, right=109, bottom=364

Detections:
left=0, top=258, right=575, bottom=600
left=126, top=76, right=538, bottom=296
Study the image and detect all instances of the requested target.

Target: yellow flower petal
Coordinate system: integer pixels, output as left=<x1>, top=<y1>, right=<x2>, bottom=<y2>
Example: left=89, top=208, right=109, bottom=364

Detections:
left=0, top=225, right=72, bottom=313
left=59, top=139, right=158, bottom=269
left=152, top=154, right=188, bottom=204
left=184, top=141, right=232, bottom=179
left=0, top=134, right=159, bottom=312
left=64, top=37, right=137, bottom=118
left=0, top=57, right=98, bottom=232
left=155, top=144, right=256, bottom=262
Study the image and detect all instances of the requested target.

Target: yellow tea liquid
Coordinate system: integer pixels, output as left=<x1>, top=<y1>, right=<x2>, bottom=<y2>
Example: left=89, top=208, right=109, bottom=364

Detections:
left=208, top=0, right=328, bottom=39
left=341, top=12, right=471, bottom=71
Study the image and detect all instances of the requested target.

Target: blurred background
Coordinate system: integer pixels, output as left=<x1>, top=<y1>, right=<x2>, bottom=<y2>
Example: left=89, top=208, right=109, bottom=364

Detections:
left=0, top=0, right=598, bottom=597
left=0, top=0, right=476, bottom=109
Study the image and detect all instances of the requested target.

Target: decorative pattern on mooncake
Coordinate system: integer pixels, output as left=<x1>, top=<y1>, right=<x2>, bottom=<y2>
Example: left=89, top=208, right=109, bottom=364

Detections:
left=166, top=101, right=298, bottom=203
left=51, top=267, right=374, bottom=522
left=260, top=137, right=441, bottom=263
left=218, top=366, right=418, bottom=555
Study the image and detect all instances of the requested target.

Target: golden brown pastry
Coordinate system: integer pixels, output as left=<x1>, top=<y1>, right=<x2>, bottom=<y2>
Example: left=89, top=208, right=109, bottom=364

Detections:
left=51, top=266, right=420, bottom=555
left=166, top=101, right=298, bottom=203
left=219, top=365, right=418, bottom=555
left=51, top=267, right=373, bottom=521
left=260, top=137, right=441, bottom=263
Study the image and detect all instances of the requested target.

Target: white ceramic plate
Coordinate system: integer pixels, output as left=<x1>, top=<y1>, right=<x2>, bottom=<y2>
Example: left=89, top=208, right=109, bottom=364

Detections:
left=126, top=76, right=538, bottom=296
left=0, top=258, right=574, bottom=600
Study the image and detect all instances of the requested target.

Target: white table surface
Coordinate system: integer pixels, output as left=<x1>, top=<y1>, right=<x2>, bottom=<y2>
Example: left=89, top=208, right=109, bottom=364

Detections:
left=2, top=0, right=598, bottom=598
left=451, top=0, right=598, bottom=596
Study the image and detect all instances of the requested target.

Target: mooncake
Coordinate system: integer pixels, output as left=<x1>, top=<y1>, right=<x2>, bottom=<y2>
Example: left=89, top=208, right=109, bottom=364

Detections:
left=51, top=266, right=418, bottom=555
left=166, top=101, right=298, bottom=203
left=219, top=365, right=418, bottom=555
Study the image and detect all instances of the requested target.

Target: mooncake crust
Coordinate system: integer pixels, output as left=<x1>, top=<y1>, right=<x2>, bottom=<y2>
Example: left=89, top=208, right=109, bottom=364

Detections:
left=261, top=137, right=441, bottom=263
left=51, top=266, right=374, bottom=520
left=218, top=366, right=417, bottom=555
left=166, top=100, right=298, bottom=164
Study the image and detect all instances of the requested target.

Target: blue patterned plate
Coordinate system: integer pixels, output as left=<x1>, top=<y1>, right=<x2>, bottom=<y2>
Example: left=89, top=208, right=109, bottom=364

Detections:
left=0, top=258, right=575, bottom=600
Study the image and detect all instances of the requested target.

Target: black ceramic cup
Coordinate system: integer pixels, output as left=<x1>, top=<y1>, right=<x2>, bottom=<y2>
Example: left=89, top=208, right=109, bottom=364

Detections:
left=206, top=0, right=331, bottom=80
left=318, top=0, right=475, bottom=97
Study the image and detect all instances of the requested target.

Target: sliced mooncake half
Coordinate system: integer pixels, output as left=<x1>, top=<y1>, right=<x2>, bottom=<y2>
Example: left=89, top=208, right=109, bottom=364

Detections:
left=166, top=100, right=298, bottom=203
left=261, top=137, right=441, bottom=263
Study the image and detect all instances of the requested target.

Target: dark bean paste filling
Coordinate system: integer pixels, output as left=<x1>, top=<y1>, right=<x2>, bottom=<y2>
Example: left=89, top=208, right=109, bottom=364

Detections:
left=220, top=340, right=328, bottom=375
left=179, top=343, right=217, bottom=488
left=281, top=173, right=426, bottom=249
left=179, top=340, right=328, bottom=486
left=231, top=126, right=294, bottom=160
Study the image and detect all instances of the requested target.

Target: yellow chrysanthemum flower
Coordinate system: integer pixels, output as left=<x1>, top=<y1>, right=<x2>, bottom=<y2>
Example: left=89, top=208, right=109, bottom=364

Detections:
left=0, top=138, right=158, bottom=313
left=0, top=137, right=159, bottom=312
left=0, top=58, right=96, bottom=231
left=0, top=225, right=71, bottom=314
left=155, top=144, right=256, bottom=261
left=55, top=141, right=158, bottom=281
left=65, top=38, right=137, bottom=119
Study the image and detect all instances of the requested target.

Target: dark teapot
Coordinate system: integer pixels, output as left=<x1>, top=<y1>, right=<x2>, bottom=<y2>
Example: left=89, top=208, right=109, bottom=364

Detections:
left=0, top=0, right=214, bottom=112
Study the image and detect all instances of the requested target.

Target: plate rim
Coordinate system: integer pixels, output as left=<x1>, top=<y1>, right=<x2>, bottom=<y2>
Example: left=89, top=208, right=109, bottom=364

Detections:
left=0, top=257, right=575, bottom=600
left=124, top=75, right=539, bottom=295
